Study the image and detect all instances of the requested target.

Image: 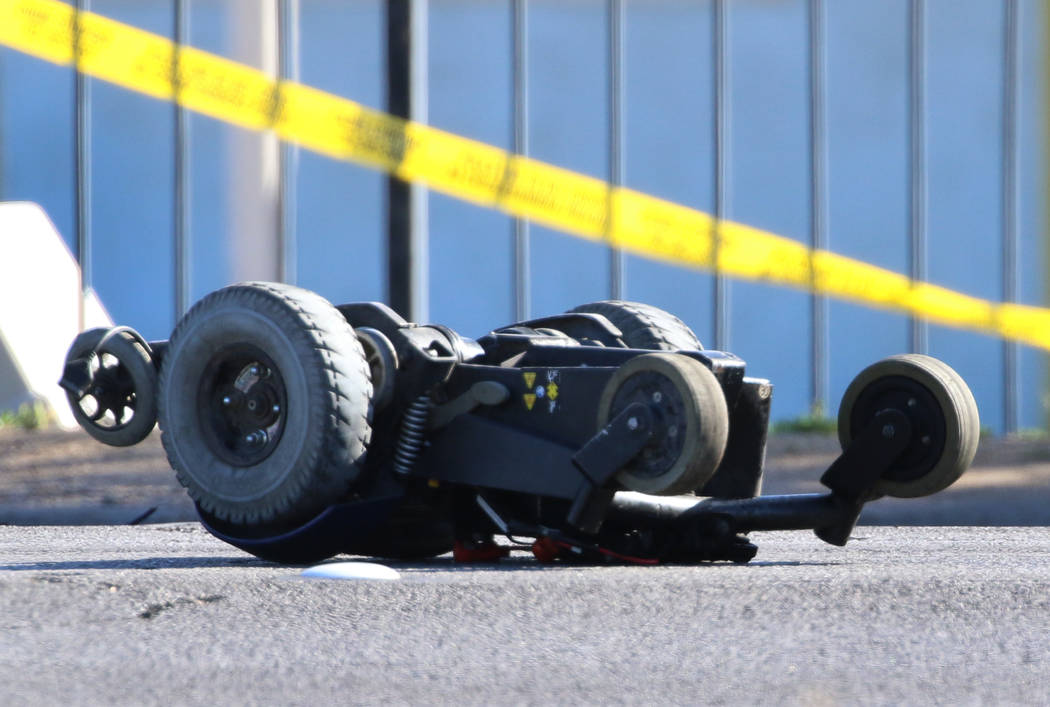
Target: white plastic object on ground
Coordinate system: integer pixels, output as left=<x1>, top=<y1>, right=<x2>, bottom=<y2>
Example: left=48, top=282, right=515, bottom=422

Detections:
left=300, top=562, right=401, bottom=581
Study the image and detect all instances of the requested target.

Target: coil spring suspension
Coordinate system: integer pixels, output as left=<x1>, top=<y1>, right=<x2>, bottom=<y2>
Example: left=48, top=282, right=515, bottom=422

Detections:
left=393, top=395, right=432, bottom=475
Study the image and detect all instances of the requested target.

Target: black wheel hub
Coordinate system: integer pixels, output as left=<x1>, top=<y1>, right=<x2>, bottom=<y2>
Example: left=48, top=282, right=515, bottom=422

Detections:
left=78, top=354, right=138, bottom=429
left=848, top=375, right=947, bottom=483
left=198, top=345, right=288, bottom=467
left=608, top=371, right=687, bottom=478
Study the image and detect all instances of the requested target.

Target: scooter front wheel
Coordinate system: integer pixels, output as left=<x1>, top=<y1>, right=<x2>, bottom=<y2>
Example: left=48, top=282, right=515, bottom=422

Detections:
left=838, top=354, right=979, bottom=498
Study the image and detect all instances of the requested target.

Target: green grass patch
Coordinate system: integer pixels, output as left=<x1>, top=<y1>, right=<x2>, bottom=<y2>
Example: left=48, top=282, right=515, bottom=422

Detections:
left=0, top=401, right=52, bottom=431
left=1009, top=428, right=1049, bottom=441
left=771, top=404, right=837, bottom=436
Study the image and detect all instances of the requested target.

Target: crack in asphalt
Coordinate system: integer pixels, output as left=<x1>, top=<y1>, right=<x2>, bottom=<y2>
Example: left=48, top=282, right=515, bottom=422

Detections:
left=137, top=594, right=226, bottom=620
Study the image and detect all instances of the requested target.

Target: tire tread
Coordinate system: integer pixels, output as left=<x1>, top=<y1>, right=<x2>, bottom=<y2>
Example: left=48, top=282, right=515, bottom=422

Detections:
left=569, top=300, right=702, bottom=351
left=159, top=282, right=373, bottom=527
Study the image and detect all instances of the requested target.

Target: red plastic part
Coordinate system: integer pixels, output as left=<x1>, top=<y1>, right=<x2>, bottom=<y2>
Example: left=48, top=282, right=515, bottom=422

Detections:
left=531, top=536, right=660, bottom=565
left=453, top=540, right=511, bottom=563
left=531, top=537, right=563, bottom=563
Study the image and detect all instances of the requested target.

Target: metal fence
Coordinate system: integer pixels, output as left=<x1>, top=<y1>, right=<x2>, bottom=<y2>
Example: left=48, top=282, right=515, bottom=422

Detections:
left=4, top=0, right=1042, bottom=433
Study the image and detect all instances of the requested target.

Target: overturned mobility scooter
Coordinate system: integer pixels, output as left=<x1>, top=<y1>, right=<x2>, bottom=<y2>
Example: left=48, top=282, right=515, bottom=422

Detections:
left=61, top=283, right=979, bottom=564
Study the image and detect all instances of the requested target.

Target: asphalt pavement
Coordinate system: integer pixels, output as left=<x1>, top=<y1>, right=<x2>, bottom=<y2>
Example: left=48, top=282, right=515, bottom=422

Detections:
left=2, top=524, right=1048, bottom=705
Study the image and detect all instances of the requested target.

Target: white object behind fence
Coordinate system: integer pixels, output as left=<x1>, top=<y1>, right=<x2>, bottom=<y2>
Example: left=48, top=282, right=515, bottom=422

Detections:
left=0, top=201, right=113, bottom=429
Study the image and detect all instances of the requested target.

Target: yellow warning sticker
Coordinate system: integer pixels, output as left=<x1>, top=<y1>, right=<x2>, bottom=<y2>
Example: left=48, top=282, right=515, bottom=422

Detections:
left=2, top=0, right=1048, bottom=351
left=523, top=393, right=537, bottom=411
left=547, top=381, right=559, bottom=401
left=522, top=371, right=536, bottom=389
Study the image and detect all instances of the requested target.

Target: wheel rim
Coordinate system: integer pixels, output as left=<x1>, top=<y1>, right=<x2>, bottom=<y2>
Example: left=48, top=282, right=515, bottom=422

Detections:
left=838, top=354, right=979, bottom=498
left=847, top=374, right=947, bottom=484
left=606, top=370, right=689, bottom=480
left=72, top=351, right=139, bottom=430
left=65, top=329, right=157, bottom=446
left=196, top=344, right=288, bottom=467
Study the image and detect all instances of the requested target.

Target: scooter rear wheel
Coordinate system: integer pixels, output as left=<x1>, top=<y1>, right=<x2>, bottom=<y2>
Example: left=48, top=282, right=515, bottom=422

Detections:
left=568, top=300, right=703, bottom=351
left=159, top=282, right=373, bottom=531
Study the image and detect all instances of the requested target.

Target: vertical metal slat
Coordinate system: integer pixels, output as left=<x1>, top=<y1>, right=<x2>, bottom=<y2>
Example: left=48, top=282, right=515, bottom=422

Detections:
left=908, top=0, right=928, bottom=355
left=1002, top=0, right=1020, bottom=434
left=512, top=0, right=530, bottom=322
left=608, top=0, right=625, bottom=300
left=713, top=0, right=729, bottom=351
left=386, top=0, right=429, bottom=322
left=173, top=0, right=190, bottom=321
left=808, top=0, right=828, bottom=414
left=74, top=0, right=92, bottom=330
left=0, top=54, right=5, bottom=198
left=278, top=0, right=300, bottom=286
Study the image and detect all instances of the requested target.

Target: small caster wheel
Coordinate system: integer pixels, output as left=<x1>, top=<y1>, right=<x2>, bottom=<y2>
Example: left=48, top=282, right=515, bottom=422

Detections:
left=838, top=354, right=979, bottom=498
left=597, top=353, right=729, bottom=495
left=62, top=328, right=158, bottom=447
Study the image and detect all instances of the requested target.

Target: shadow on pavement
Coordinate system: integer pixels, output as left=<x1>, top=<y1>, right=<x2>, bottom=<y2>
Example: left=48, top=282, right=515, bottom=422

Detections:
left=0, top=555, right=271, bottom=571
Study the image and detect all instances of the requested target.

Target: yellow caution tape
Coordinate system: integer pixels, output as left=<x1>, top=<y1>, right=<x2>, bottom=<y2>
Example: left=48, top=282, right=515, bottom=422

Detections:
left=2, top=0, right=1048, bottom=350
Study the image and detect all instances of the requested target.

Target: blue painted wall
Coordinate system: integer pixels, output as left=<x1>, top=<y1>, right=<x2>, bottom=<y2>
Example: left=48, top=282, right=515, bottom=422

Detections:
left=0, top=0, right=1045, bottom=432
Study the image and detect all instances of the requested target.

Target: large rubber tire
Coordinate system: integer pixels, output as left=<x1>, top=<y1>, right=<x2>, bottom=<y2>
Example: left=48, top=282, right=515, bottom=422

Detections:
left=569, top=300, right=703, bottom=351
left=837, top=354, right=979, bottom=499
left=158, top=282, right=373, bottom=529
left=597, top=353, right=729, bottom=495
left=64, top=328, right=158, bottom=447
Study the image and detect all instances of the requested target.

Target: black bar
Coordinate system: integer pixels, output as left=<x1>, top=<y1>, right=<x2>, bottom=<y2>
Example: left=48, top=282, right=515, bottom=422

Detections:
left=74, top=0, right=92, bottom=329
left=908, top=0, right=928, bottom=354
left=688, top=494, right=847, bottom=533
left=173, top=0, right=190, bottom=321
left=712, top=0, right=729, bottom=351
left=808, top=0, right=828, bottom=414
left=607, top=0, right=624, bottom=299
left=0, top=53, right=4, bottom=197
left=511, top=0, right=530, bottom=321
left=1001, top=0, right=1019, bottom=434
left=386, top=0, right=415, bottom=320
left=278, top=0, right=299, bottom=286
left=609, top=491, right=846, bottom=533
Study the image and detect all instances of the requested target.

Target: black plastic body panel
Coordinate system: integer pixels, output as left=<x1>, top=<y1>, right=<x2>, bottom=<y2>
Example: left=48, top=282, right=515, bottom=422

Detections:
left=699, top=377, right=772, bottom=499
